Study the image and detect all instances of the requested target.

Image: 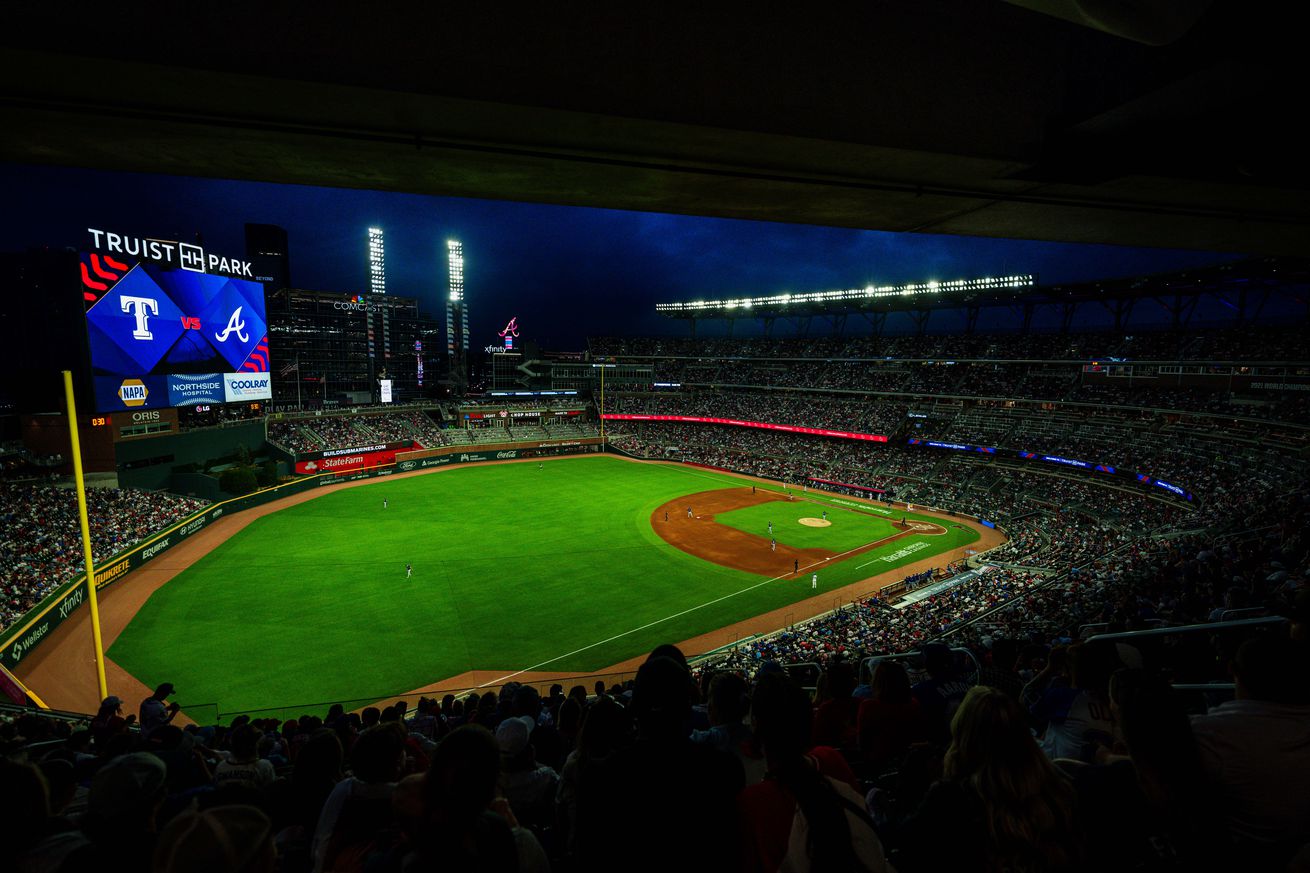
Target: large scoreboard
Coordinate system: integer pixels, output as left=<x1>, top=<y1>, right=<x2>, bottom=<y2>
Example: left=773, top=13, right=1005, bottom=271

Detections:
left=80, top=237, right=271, bottom=413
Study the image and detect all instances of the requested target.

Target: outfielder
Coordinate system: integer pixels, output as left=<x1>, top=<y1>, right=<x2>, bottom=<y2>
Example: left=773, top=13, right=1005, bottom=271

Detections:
left=811, top=573, right=817, bottom=590
left=384, top=498, right=388, bottom=509
left=406, top=563, right=412, bottom=578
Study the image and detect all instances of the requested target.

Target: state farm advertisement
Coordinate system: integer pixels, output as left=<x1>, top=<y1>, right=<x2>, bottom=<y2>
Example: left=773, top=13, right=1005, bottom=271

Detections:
left=600, top=414, right=888, bottom=442
left=296, top=448, right=402, bottom=475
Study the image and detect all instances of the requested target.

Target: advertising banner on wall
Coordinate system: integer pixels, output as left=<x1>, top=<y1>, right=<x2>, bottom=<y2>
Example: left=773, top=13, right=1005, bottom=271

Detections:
left=167, top=373, right=226, bottom=406
left=380, top=379, right=392, bottom=403
left=222, top=372, right=272, bottom=402
left=295, top=448, right=403, bottom=475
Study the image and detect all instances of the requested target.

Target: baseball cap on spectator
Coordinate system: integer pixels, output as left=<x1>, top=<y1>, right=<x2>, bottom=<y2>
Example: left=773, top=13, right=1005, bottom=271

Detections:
left=88, top=752, right=166, bottom=817
left=102, top=696, right=122, bottom=710
left=153, top=804, right=273, bottom=873
left=154, top=683, right=176, bottom=697
left=495, top=716, right=535, bottom=757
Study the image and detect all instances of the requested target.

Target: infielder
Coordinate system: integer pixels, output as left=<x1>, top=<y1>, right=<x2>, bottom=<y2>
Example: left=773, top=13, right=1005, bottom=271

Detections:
left=384, top=498, right=388, bottom=509
left=768, top=521, right=773, bottom=535
left=821, top=510, right=827, bottom=521
left=771, top=538, right=776, bottom=552
left=406, top=563, right=412, bottom=578
left=811, top=573, right=817, bottom=589
left=687, top=506, right=692, bottom=518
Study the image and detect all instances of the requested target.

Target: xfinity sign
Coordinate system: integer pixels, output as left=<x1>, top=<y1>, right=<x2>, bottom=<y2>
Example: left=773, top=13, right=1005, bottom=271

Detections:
left=222, top=372, right=272, bottom=402
left=87, top=227, right=254, bottom=278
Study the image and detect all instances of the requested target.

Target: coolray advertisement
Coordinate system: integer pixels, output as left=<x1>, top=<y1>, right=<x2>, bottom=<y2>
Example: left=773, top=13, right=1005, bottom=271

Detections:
left=222, top=372, right=272, bottom=402
left=82, top=242, right=270, bottom=412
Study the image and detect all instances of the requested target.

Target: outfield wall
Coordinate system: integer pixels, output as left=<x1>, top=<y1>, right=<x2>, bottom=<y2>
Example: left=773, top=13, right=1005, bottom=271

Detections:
left=0, top=442, right=601, bottom=674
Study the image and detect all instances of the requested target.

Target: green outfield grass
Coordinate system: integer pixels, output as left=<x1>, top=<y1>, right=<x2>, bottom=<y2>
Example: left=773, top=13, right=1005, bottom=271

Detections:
left=108, top=456, right=980, bottom=717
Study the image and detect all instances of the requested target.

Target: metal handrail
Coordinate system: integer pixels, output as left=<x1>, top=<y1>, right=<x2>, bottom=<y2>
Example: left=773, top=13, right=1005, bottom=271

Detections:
left=1085, top=615, right=1286, bottom=643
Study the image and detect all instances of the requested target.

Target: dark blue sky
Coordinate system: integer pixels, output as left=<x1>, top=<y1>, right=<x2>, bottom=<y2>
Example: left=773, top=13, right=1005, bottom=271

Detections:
left=6, top=163, right=1242, bottom=348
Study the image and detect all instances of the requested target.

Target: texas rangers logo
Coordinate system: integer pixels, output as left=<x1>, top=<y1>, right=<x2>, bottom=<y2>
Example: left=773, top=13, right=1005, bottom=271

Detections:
left=215, top=306, right=250, bottom=344
left=498, top=317, right=520, bottom=339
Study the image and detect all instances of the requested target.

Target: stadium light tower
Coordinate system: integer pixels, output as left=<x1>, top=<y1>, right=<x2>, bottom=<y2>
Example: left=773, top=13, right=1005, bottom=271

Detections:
left=368, top=227, right=386, bottom=295
left=446, top=239, right=470, bottom=387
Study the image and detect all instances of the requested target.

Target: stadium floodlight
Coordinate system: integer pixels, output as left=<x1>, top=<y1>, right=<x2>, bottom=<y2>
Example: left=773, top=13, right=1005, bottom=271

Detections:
left=653, top=274, right=1036, bottom=312
left=368, top=227, right=386, bottom=295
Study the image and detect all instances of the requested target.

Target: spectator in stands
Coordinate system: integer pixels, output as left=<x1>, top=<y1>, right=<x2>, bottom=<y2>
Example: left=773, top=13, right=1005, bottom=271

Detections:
left=893, top=685, right=1082, bottom=872
left=495, top=714, right=558, bottom=832
left=811, top=660, right=859, bottom=750
left=1189, top=634, right=1310, bottom=862
left=575, top=654, right=744, bottom=872
left=266, top=728, right=343, bottom=872
left=77, top=752, right=169, bottom=870
left=909, top=644, right=970, bottom=743
left=410, top=724, right=548, bottom=871
left=311, top=723, right=406, bottom=872
left=153, top=804, right=275, bottom=873
left=738, top=672, right=892, bottom=872
left=1022, top=642, right=1118, bottom=763
left=139, top=682, right=181, bottom=739
left=1067, top=669, right=1223, bottom=871
left=89, top=694, right=132, bottom=747
left=857, top=660, right=927, bottom=772
left=691, top=671, right=765, bottom=784
left=214, top=723, right=276, bottom=789
left=556, top=695, right=631, bottom=859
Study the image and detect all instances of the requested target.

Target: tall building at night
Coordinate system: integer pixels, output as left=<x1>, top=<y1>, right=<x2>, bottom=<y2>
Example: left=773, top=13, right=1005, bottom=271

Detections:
left=244, top=223, right=290, bottom=292
left=267, top=288, right=439, bottom=407
left=445, top=239, right=470, bottom=390
left=368, top=227, right=386, bottom=295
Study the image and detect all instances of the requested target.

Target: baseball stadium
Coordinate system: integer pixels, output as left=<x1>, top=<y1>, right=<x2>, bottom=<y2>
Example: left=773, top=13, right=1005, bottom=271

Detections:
left=4, top=9, right=1310, bottom=873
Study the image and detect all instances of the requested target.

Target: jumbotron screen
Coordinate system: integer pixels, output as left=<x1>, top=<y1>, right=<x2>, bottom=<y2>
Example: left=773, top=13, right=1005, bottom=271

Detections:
left=81, top=253, right=271, bottom=412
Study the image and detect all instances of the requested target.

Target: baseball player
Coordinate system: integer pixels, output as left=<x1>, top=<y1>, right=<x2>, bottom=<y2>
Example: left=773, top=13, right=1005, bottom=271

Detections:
left=406, top=563, right=412, bottom=578
left=821, top=510, right=827, bottom=521
left=752, top=485, right=756, bottom=495
left=811, top=573, right=817, bottom=590
left=664, top=510, right=669, bottom=522
left=768, top=521, right=773, bottom=535
left=771, top=538, right=776, bottom=552
left=384, top=497, right=388, bottom=509
left=686, top=506, right=692, bottom=518
left=793, top=559, right=799, bottom=575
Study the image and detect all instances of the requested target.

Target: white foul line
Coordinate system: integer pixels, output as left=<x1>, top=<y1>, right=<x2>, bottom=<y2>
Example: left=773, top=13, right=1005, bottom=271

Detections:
left=475, top=525, right=887, bottom=688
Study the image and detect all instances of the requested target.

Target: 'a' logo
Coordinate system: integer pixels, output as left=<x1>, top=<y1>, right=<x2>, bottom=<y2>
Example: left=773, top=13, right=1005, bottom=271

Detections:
left=214, top=307, right=249, bottom=344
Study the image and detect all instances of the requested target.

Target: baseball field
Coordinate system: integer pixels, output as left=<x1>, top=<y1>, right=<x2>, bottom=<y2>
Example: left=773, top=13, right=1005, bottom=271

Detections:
left=103, top=455, right=986, bottom=716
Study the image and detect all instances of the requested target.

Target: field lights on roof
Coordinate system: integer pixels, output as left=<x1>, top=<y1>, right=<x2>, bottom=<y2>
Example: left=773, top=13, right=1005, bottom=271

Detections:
left=654, top=274, right=1035, bottom=312
left=446, top=240, right=464, bottom=303
left=368, top=228, right=386, bottom=295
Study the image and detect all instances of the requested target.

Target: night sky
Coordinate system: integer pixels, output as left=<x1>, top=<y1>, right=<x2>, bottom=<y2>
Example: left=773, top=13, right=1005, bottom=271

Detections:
left=5, top=162, right=1243, bottom=349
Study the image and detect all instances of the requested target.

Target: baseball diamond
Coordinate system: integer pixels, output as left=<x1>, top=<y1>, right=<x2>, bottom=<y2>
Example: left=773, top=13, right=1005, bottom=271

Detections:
left=20, top=455, right=993, bottom=716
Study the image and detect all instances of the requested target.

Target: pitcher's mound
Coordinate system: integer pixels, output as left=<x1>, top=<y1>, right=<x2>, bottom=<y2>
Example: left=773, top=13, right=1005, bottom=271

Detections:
left=799, top=517, right=832, bottom=527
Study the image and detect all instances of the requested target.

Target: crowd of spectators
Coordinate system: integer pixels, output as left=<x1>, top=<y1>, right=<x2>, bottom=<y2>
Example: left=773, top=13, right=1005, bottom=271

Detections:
left=267, top=412, right=446, bottom=455
left=593, top=324, right=1310, bottom=423
left=591, top=323, right=1309, bottom=363
left=1, top=484, right=209, bottom=631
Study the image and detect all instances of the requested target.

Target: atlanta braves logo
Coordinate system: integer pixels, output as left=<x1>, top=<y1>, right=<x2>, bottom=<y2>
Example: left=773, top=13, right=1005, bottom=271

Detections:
left=499, top=317, right=520, bottom=338
left=215, top=307, right=249, bottom=344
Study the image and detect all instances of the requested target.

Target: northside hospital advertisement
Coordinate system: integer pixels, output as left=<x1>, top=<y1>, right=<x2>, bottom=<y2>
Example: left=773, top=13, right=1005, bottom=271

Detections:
left=79, top=227, right=272, bottom=413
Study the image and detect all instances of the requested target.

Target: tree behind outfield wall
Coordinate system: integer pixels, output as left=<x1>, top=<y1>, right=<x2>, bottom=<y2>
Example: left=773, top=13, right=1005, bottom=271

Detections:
left=219, top=466, right=258, bottom=496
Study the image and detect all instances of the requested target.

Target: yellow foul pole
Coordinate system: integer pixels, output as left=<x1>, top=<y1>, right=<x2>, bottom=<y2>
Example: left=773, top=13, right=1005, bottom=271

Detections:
left=62, top=370, right=108, bottom=700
